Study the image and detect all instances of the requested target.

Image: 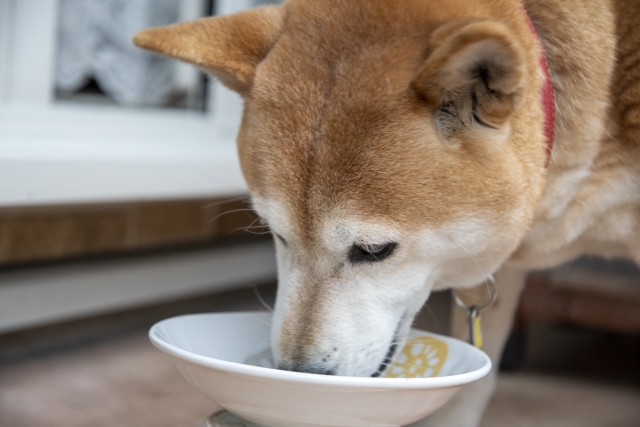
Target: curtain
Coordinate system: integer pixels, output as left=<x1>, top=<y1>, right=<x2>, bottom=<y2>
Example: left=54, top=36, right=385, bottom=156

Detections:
left=55, top=0, right=180, bottom=106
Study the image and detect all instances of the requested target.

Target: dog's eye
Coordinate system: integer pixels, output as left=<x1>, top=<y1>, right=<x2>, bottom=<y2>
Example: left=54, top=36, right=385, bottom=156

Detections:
left=365, top=243, right=388, bottom=254
left=348, top=242, right=398, bottom=264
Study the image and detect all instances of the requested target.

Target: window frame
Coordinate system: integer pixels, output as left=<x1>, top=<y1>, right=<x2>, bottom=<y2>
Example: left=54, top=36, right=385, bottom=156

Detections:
left=0, top=0, right=257, bottom=206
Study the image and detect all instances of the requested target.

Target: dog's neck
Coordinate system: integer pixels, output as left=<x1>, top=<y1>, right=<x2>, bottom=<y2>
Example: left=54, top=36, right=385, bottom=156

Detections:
left=522, top=6, right=555, bottom=167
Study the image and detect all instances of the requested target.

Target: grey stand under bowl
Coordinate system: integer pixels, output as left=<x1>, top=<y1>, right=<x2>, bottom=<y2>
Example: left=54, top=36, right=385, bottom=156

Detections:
left=206, top=410, right=267, bottom=427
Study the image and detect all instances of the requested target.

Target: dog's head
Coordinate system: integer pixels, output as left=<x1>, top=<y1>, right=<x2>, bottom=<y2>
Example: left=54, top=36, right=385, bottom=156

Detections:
left=135, top=0, right=547, bottom=376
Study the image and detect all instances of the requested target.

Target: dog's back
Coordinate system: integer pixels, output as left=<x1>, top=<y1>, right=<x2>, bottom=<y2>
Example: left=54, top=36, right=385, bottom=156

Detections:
left=511, top=0, right=640, bottom=268
left=612, top=0, right=640, bottom=152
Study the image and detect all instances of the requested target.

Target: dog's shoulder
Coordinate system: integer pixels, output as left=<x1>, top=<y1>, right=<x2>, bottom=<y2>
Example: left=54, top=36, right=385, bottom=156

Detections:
left=512, top=0, right=640, bottom=267
left=611, top=0, right=640, bottom=151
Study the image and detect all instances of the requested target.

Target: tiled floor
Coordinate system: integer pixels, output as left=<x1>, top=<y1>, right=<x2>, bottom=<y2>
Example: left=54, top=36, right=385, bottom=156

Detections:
left=1, top=286, right=639, bottom=427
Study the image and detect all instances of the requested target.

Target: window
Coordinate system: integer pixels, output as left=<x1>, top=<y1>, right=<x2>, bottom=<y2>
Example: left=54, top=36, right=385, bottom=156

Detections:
left=0, top=0, right=279, bottom=206
left=54, top=0, right=212, bottom=111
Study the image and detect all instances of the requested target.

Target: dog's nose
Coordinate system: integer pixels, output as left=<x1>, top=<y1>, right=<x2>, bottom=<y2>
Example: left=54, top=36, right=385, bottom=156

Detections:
left=278, top=362, right=336, bottom=376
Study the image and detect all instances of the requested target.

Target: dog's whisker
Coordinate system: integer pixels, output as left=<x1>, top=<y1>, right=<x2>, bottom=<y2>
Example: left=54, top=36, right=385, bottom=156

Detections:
left=236, top=219, right=271, bottom=233
left=241, top=228, right=271, bottom=233
left=253, top=285, right=274, bottom=312
left=207, top=208, right=257, bottom=225
left=455, top=241, right=487, bottom=284
left=233, top=228, right=273, bottom=235
left=258, top=337, right=272, bottom=348
left=252, top=317, right=273, bottom=330
left=448, top=242, right=496, bottom=304
left=256, top=321, right=273, bottom=331
left=242, top=220, right=268, bottom=228
left=420, top=304, right=441, bottom=330
left=245, top=216, right=267, bottom=229
left=201, top=196, right=251, bottom=210
left=236, top=224, right=270, bottom=232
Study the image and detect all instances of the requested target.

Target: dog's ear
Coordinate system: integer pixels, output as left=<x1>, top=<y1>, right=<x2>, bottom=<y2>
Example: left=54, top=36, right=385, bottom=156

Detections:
left=413, top=20, right=526, bottom=140
left=133, top=6, right=283, bottom=94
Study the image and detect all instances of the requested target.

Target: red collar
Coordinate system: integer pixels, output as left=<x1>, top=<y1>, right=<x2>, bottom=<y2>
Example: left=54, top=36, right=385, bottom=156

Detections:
left=522, top=7, right=555, bottom=167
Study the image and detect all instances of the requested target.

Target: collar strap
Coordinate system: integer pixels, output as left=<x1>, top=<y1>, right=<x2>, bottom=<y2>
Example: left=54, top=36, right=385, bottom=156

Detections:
left=521, top=7, right=555, bottom=167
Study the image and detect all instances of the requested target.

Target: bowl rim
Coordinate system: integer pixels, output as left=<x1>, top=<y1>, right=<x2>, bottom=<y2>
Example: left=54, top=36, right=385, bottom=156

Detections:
left=149, top=311, right=492, bottom=389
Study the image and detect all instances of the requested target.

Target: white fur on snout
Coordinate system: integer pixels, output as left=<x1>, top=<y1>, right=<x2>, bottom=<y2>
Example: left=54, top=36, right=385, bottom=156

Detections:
left=257, top=197, right=518, bottom=377
left=273, top=258, right=436, bottom=376
left=268, top=214, right=440, bottom=377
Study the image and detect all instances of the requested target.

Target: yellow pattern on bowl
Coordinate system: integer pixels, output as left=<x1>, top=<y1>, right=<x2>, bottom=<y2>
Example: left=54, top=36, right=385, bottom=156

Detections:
left=385, top=336, right=448, bottom=378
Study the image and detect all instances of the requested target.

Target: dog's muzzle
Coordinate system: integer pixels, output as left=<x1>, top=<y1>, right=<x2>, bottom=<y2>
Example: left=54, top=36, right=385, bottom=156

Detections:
left=278, top=361, right=337, bottom=376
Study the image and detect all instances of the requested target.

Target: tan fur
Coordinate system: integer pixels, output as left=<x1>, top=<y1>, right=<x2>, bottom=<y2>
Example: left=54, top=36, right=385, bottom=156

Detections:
left=510, top=0, right=640, bottom=268
left=133, top=6, right=283, bottom=93
left=237, top=0, right=547, bottom=359
left=413, top=19, right=526, bottom=128
left=133, top=0, right=550, bottom=240
left=134, top=0, right=639, bottom=423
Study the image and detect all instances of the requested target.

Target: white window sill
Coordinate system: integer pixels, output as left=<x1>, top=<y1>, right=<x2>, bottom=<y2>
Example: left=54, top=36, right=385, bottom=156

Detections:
left=0, top=102, right=248, bottom=206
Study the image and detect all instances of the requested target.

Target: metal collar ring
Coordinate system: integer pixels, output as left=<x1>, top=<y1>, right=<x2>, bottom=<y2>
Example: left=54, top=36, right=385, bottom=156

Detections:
left=452, top=275, right=498, bottom=312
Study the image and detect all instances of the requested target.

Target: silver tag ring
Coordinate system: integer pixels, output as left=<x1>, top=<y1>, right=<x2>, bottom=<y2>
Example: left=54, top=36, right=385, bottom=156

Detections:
left=453, top=275, right=498, bottom=312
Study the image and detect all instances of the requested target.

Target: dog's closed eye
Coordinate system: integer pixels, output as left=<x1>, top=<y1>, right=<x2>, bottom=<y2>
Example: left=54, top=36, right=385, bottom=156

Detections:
left=348, top=242, right=398, bottom=264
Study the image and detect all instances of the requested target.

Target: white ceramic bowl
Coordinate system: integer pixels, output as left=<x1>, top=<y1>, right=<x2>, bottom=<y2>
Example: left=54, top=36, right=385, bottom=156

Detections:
left=149, top=312, right=491, bottom=427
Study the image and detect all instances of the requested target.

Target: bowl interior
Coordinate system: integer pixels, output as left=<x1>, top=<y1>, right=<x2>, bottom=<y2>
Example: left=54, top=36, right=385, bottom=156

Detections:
left=150, top=311, right=489, bottom=379
left=152, top=311, right=273, bottom=364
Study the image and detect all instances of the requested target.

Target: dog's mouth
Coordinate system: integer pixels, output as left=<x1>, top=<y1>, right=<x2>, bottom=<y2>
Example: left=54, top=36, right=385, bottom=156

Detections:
left=370, top=316, right=405, bottom=378
left=370, top=341, right=398, bottom=377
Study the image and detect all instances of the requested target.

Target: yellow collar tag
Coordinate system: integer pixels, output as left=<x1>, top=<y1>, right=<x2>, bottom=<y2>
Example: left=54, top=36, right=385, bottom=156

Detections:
left=454, top=275, right=497, bottom=350
left=470, top=308, right=483, bottom=349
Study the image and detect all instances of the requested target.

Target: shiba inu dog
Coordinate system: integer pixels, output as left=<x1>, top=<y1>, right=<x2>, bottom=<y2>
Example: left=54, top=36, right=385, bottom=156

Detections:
left=134, top=0, right=640, bottom=425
